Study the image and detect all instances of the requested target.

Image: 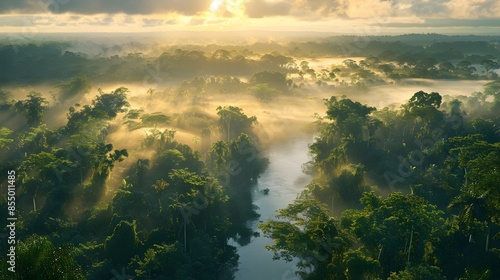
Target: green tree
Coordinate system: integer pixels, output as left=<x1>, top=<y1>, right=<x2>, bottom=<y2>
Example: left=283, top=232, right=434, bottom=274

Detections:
left=250, top=71, right=289, bottom=92
left=0, top=235, right=84, bottom=280
left=402, top=91, right=443, bottom=138
left=249, top=83, right=281, bottom=102
left=133, top=242, right=188, bottom=279
left=0, top=127, right=13, bottom=149
left=163, top=169, right=228, bottom=252
left=19, top=151, right=76, bottom=212
left=448, top=136, right=500, bottom=250
left=471, top=118, right=499, bottom=143
left=259, top=193, right=350, bottom=279
left=387, top=263, right=445, bottom=280
left=216, top=106, right=257, bottom=141
left=332, top=164, right=371, bottom=207
left=456, top=61, right=476, bottom=78
left=341, top=192, right=445, bottom=278
left=57, top=76, right=91, bottom=102
left=228, top=133, right=268, bottom=183
left=104, top=220, right=141, bottom=266
left=19, top=124, right=51, bottom=154
left=438, top=61, right=455, bottom=77
left=14, top=92, right=48, bottom=126
left=124, top=109, right=171, bottom=131
left=310, top=96, right=377, bottom=177
left=89, top=142, right=128, bottom=190
left=0, top=89, right=11, bottom=108
left=449, top=136, right=500, bottom=225
left=344, top=250, right=382, bottom=280
left=66, top=87, right=130, bottom=133
left=480, top=59, right=499, bottom=75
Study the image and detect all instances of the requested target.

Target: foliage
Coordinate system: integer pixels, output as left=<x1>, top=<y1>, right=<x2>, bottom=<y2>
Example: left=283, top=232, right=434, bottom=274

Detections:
left=1, top=37, right=500, bottom=280
left=57, top=76, right=91, bottom=102
left=387, top=264, right=445, bottom=280
left=66, top=87, right=130, bottom=133
left=249, top=83, right=282, bottom=102
left=0, top=235, right=84, bottom=280
left=104, top=220, right=141, bottom=266
left=259, top=193, right=351, bottom=279
left=124, top=109, right=171, bottom=131
left=266, top=89, right=500, bottom=279
left=14, top=92, right=48, bottom=126
left=216, top=105, right=257, bottom=141
left=0, top=127, right=13, bottom=148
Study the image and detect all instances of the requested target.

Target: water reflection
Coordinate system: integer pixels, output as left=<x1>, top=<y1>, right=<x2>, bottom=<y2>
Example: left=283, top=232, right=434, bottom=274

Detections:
left=231, top=131, right=314, bottom=280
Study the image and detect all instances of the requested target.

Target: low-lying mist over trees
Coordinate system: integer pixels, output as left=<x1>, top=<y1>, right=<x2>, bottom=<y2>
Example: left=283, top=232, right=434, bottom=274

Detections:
left=0, top=34, right=499, bottom=279
left=1, top=34, right=500, bottom=86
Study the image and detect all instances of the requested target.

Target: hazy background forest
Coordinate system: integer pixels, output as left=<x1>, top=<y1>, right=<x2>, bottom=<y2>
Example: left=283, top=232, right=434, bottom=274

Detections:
left=0, top=31, right=499, bottom=280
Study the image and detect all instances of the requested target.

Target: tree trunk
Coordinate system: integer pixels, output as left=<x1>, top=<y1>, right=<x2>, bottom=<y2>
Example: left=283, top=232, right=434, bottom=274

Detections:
left=485, top=225, right=490, bottom=251
left=330, top=195, right=334, bottom=215
left=407, top=226, right=414, bottom=265
left=184, top=222, right=187, bottom=252
left=366, top=127, right=370, bottom=147
left=464, top=168, right=468, bottom=187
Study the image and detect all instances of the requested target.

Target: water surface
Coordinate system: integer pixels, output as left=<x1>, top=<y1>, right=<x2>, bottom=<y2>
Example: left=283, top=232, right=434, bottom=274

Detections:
left=232, top=131, right=314, bottom=280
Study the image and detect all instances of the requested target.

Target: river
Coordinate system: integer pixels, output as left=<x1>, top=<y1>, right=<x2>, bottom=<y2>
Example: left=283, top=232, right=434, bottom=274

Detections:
left=231, top=131, right=314, bottom=280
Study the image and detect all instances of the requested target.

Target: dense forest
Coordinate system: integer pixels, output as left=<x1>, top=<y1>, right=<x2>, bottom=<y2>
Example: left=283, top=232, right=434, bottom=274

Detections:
left=1, top=34, right=500, bottom=86
left=0, top=34, right=499, bottom=279
left=260, top=85, right=500, bottom=279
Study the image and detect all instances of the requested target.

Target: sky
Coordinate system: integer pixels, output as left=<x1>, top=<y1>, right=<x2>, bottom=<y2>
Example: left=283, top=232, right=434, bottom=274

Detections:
left=0, top=0, right=499, bottom=35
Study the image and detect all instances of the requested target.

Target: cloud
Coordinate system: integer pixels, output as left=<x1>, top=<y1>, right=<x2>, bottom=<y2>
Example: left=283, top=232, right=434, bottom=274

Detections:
left=445, top=0, right=500, bottom=18
left=384, top=0, right=448, bottom=17
left=386, top=18, right=500, bottom=28
left=0, top=1, right=28, bottom=12
left=79, top=15, right=116, bottom=26
left=346, top=0, right=392, bottom=18
left=244, top=0, right=500, bottom=19
left=122, top=15, right=136, bottom=24
left=0, top=0, right=212, bottom=15
left=0, top=13, right=183, bottom=31
left=0, top=0, right=499, bottom=34
left=1, top=0, right=499, bottom=20
left=189, top=17, right=207, bottom=26
left=386, top=0, right=500, bottom=18
left=245, top=0, right=292, bottom=18
left=409, top=0, right=448, bottom=16
left=142, top=18, right=165, bottom=27
left=302, top=0, right=348, bottom=15
left=208, top=0, right=245, bottom=18
left=0, top=15, right=36, bottom=26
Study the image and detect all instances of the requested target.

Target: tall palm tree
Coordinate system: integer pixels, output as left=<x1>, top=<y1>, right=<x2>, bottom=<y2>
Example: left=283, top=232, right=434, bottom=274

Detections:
left=168, top=193, right=191, bottom=252
left=449, top=188, right=489, bottom=244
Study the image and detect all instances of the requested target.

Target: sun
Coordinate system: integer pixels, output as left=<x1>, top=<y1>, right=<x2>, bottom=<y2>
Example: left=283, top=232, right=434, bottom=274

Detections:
left=210, top=0, right=225, bottom=13
left=208, top=0, right=245, bottom=17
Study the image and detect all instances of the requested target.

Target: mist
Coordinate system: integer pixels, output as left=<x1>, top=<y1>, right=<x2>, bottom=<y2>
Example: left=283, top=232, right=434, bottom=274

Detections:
left=1, top=33, right=500, bottom=280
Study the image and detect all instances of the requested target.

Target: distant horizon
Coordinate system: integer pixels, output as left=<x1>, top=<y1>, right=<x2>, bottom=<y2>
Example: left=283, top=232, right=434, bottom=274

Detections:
left=1, top=31, right=500, bottom=42
left=0, top=1, right=499, bottom=35
left=1, top=30, right=500, bottom=35
left=1, top=29, right=499, bottom=36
